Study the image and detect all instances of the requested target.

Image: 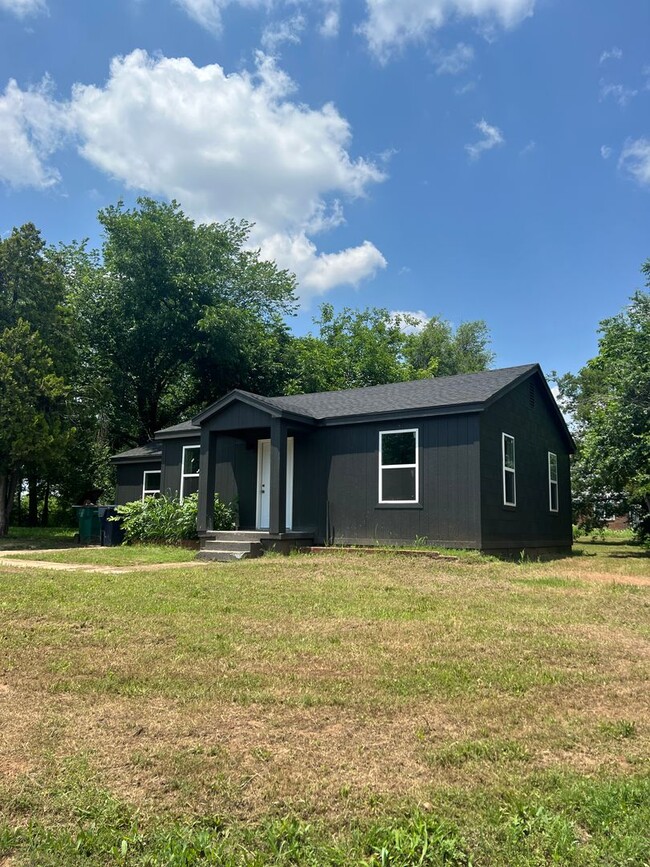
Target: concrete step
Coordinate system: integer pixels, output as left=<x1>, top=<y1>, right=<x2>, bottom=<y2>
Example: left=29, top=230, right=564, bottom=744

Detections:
left=205, top=531, right=268, bottom=542
left=201, top=540, right=263, bottom=554
left=196, top=548, right=262, bottom=562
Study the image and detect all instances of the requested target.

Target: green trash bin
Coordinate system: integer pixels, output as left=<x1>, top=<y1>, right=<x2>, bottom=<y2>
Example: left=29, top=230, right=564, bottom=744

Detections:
left=76, top=506, right=102, bottom=545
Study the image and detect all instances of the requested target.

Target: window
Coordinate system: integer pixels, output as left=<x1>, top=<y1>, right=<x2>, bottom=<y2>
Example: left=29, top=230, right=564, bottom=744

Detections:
left=142, top=470, right=161, bottom=501
left=180, top=445, right=200, bottom=501
left=548, top=452, right=559, bottom=512
left=379, top=429, right=418, bottom=503
left=502, top=433, right=516, bottom=506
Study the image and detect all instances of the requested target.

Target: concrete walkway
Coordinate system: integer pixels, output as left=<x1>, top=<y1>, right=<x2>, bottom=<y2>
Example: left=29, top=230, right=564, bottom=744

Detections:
left=0, top=549, right=210, bottom=574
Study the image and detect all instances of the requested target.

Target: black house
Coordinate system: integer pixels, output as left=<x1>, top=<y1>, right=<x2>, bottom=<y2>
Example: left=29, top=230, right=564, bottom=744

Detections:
left=112, top=364, right=574, bottom=558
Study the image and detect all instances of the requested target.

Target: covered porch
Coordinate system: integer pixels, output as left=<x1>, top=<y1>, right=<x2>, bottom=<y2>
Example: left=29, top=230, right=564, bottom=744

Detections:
left=194, top=393, right=317, bottom=546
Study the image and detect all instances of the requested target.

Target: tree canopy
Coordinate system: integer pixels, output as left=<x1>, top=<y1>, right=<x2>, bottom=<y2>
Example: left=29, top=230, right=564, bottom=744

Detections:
left=557, top=285, right=650, bottom=539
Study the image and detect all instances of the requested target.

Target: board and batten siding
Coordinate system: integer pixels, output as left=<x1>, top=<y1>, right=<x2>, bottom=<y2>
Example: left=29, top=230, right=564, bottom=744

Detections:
left=314, top=414, right=481, bottom=547
left=115, top=461, right=161, bottom=505
left=160, top=436, right=201, bottom=498
left=479, top=375, right=572, bottom=553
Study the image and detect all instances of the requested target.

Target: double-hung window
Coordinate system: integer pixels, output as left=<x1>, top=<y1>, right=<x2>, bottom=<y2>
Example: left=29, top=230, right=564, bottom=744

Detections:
left=379, top=429, right=419, bottom=504
left=142, top=470, right=161, bottom=501
left=180, top=445, right=200, bottom=501
left=548, top=452, right=559, bottom=512
left=502, top=433, right=516, bottom=507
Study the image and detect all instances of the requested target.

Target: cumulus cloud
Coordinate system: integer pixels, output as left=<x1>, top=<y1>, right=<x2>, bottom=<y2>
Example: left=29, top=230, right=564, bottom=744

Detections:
left=0, top=0, right=46, bottom=17
left=361, top=0, right=534, bottom=61
left=600, top=145, right=612, bottom=160
left=619, top=138, right=650, bottom=187
left=599, top=46, right=622, bottom=64
left=599, top=79, right=637, bottom=107
left=2, top=50, right=386, bottom=299
left=261, top=233, right=386, bottom=296
left=432, top=42, right=474, bottom=75
left=465, top=118, right=504, bottom=160
left=0, top=77, right=69, bottom=188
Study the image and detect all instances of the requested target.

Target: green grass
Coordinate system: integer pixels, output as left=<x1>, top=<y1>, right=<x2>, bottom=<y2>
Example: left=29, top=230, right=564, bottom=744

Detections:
left=0, top=548, right=648, bottom=864
left=9, top=544, right=199, bottom=566
left=0, top=524, right=77, bottom=549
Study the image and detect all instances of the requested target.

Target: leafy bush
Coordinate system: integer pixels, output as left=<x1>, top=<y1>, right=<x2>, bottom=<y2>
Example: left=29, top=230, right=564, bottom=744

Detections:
left=113, top=493, right=236, bottom=544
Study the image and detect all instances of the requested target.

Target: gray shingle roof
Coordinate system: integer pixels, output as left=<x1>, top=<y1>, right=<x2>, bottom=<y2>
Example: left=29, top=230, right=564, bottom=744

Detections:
left=155, top=419, right=199, bottom=437
left=234, top=364, right=538, bottom=421
left=111, top=441, right=163, bottom=462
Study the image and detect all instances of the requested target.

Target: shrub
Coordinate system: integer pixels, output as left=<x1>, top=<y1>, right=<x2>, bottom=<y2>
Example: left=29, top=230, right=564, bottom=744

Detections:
left=113, top=493, right=236, bottom=544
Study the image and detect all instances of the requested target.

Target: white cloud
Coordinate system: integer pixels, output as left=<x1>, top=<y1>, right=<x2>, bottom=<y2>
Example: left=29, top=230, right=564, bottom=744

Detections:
left=0, top=77, right=69, bottom=189
left=599, top=79, right=637, bottom=107
left=432, top=42, right=474, bottom=75
left=3, top=50, right=385, bottom=299
left=361, top=0, right=534, bottom=61
left=261, top=233, right=386, bottom=296
left=0, top=0, right=46, bottom=17
left=465, top=118, right=504, bottom=160
left=319, top=0, right=339, bottom=36
left=619, top=138, right=650, bottom=187
left=600, top=145, right=612, bottom=160
left=519, top=139, right=535, bottom=157
left=390, top=309, right=429, bottom=333
left=599, top=46, right=622, bottom=64
left=173, top=0, right=265, bottom=35
left=261, top=13, right=305, bottom=50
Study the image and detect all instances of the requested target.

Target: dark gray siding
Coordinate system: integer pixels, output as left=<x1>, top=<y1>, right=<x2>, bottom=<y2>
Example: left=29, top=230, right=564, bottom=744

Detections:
left=214, top=435, right=258, bottom=528
left=205, top=402, right=275, bottom=432
left=310, top=414, right=481, bottom=547
left=479, top=375, right=572, bottom=552
left=115, top=461, right=161, bottom=505
left=160, top=436, right=201, bottom=497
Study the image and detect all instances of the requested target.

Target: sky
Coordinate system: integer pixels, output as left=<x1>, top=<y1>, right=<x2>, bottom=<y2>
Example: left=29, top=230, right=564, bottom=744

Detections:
left=1, top=0, right=649, bottom=380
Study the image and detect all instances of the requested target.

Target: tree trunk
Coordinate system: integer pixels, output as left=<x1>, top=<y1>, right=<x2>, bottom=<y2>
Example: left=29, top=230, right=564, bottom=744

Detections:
left=42, top=481, right=50, bottom=527
left=28, top=475, right=38, bottom=526
left=0, top=471, right=19, bottom=537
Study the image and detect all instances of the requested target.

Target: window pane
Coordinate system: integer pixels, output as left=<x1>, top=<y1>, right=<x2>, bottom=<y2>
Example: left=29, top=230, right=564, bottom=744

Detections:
left=382, top=467, right=416, bottom=501
left=549, top=453, right=558, bottom=482
left=550, top=482, right=558, bottom=511
left=504, top=471, right=516, bottom=505
left=503, top=436, right=515, bottom=470
left=183, top=447, right=200, bottom=475
left=182, top=476, right=200, bottom=499
left=381, top=432, right=415, bottom=466
left=144, top=472, right=161, bottom=491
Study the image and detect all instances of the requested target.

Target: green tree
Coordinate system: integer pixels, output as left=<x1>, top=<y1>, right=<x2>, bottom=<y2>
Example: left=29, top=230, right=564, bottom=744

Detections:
left=286, top=305, right=411, bottom=393
left=404, top=316, right=494, bottom=377
left=0, top=224, right=73, bottom=524
left=557, top=287, right=650, bottom=539
left=0, top=321, right=70, bottom=536
left=69, top=198, right=297, bottom=444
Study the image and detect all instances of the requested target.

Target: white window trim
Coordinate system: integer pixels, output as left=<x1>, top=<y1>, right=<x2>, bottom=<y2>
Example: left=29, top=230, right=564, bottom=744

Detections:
left=180, top=445, right=200, bottom=503
left=502, top=433, right=516, bottom=507
left=548, top=451, right=559, bottom=513
left=378, top=428, right=419, bottom=504
left=142, top=469, right=161, bottom=501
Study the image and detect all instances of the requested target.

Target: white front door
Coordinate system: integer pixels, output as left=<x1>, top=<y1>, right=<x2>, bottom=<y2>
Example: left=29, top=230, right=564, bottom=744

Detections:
left=256, top=437, right=294, bottom=530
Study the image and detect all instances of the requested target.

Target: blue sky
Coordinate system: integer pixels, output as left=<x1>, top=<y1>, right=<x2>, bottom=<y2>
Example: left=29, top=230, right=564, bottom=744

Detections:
left=1, top=0, right=649, bottom=379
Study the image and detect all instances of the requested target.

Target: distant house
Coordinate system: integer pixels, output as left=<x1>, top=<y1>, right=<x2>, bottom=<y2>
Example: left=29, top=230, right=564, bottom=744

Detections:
left=112, top=364, right=574, bottom=559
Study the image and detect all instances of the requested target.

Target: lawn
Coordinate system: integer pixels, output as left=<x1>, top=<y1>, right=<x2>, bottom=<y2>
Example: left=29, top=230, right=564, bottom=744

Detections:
left=0, top=543, right=648, bottom=865
left=0, top=525, right=78, bottom=550
left=8, top=544, right=198, bottom=567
